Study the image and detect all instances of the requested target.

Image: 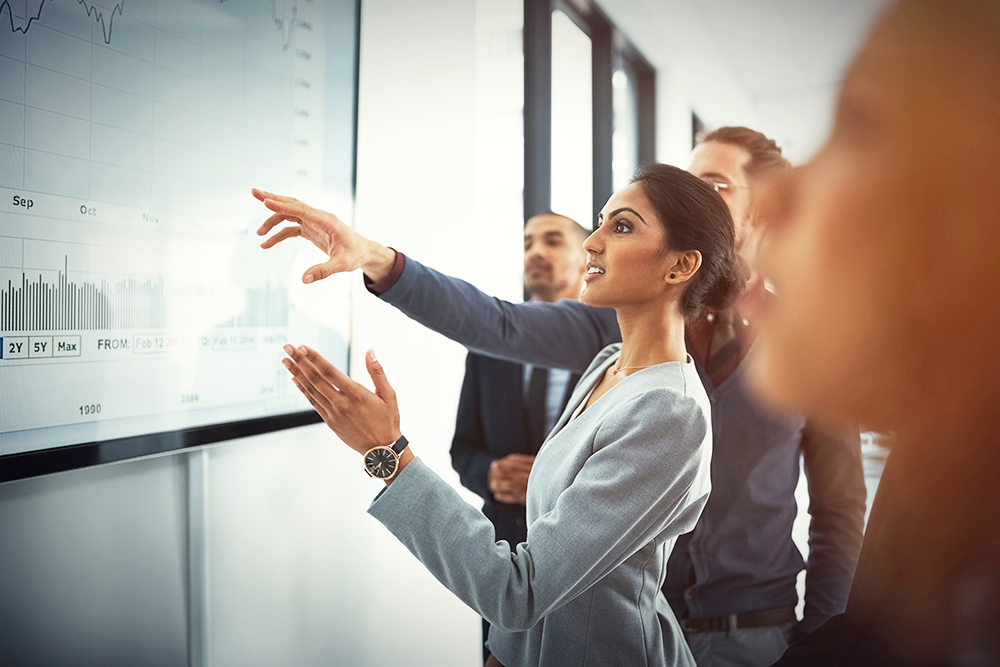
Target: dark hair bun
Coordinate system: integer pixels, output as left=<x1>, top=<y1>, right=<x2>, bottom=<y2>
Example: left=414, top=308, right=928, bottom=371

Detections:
left=702, top=252, right=747, bottom=312
left=631, top=163, right=743, bottom=317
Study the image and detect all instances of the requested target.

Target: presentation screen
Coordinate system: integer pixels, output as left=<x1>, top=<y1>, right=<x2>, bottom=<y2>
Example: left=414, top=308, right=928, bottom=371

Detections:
left=0, top=0, right=358, bottom=477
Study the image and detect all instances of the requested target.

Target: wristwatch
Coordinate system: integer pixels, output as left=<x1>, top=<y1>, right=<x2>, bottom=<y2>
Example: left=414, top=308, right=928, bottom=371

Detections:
left=363, top=435, right=409, bottom=480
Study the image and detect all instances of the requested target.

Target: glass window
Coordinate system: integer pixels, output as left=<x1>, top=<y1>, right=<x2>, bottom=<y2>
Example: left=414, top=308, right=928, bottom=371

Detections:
left=550, top=8, right=593, bottom=228
left=612, top=67, right=638, bottom=191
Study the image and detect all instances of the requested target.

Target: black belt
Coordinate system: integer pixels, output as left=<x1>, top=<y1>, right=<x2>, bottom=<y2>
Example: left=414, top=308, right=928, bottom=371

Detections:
left=680, top=607, right=796, bottom=634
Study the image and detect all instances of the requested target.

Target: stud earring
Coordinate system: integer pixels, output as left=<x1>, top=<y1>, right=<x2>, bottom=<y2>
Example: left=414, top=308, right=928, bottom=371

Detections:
left=670, top=273, right=676, bottom=279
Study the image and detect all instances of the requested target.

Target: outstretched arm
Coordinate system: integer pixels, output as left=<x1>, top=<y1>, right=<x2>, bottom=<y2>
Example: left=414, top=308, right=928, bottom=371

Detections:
left=376, top=257, right=620, bottom=372
left=253, top=189, right=621, bottom=372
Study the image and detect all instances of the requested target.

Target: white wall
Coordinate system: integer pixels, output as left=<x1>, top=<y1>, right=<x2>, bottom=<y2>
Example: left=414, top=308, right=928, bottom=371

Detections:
left=344, top=0, right=527, bottom=662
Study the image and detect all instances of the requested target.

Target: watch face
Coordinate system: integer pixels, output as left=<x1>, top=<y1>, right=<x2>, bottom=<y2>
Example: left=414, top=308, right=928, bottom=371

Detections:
left=365, top=447, right=398, bottom=479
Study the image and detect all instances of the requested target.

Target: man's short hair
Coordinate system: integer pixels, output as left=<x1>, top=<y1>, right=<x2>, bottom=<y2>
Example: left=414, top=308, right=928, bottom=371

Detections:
left=697, top=126, right=792, bottom=180
left=529, top=211, right=590, bottom=241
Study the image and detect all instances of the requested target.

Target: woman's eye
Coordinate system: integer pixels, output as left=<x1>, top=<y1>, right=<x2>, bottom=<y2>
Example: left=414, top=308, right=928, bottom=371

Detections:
left=614, top=221, right=630, bottom=234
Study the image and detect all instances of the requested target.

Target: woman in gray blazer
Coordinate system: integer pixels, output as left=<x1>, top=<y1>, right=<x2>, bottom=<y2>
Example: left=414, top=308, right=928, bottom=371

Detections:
left=272, top=164, right=742, bottom=666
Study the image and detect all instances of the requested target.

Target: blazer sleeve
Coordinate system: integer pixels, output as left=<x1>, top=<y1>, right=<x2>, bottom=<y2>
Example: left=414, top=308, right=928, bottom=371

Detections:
left=368, top=388, right=711, bottom=632
left=450, top=353, right=497, bottom=500
left=798, top=418, right=867, bottom=635
left=375, top=254, right=621, bottom=374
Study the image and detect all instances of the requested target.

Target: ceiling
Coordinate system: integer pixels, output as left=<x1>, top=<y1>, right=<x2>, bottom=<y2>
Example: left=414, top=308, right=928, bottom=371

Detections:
left=601, top=0, right=893, bottom=163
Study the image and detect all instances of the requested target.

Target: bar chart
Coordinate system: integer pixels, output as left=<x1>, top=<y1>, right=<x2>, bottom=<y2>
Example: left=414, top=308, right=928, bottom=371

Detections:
left=0, top=256, right=290, bottom=332
left=0, top=0, right=356, bottom=456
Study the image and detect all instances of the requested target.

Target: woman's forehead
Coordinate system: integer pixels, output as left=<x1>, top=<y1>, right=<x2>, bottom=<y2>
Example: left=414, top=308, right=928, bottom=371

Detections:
left=603, top=183, right=649, bottom=212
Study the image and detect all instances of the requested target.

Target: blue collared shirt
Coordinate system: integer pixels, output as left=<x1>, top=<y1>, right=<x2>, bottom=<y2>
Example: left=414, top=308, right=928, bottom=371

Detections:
left=523, top=364, right=572, bottom=436
left=662, top=356, right=866, bottom=633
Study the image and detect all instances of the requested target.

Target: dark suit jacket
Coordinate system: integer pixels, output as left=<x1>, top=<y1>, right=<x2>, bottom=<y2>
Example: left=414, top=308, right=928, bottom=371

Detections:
left=450, top=352, right=577, bottom=547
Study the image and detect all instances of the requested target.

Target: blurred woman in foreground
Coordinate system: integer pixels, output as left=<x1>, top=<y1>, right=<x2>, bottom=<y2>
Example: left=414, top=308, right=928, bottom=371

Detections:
left=750, top=3, right=1000, bottom=665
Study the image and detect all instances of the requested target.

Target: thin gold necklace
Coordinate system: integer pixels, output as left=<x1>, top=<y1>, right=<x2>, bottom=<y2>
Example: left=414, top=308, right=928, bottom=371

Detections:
left=612, top=363, right=654, bottom=375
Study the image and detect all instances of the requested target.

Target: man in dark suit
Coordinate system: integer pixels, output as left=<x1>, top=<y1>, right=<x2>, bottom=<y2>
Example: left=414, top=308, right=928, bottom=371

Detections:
left=450, top=212, right=588, bottom=660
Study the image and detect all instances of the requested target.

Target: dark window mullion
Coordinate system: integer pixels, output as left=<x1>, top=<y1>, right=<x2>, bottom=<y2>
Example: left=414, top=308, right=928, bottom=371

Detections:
left=524, top=0, right=553, bottom=221
left=636, top=62, right=656, bottom=165
left=591, top=18, right=613, bottom=226
left=620, top=44, right=656, bottom=166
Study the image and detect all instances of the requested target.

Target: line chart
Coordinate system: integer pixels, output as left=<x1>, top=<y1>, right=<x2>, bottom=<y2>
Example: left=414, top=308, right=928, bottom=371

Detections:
left=271, top=0, right=298, bottom=52
left=77, top=0, right=125, bottom=45
left=0, top=0, right=46, bottom=36
left=219, top=0, right=306, bottom=52
left=1, top=0, right=125, bottom=45
left=3, top=0, right=302, bottom=49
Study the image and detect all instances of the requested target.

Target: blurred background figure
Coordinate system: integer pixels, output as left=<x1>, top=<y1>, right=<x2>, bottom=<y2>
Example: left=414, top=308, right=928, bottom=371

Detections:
left=450, top=212, right=588, bottom=662
left=749, top=3, right=1000, bottom=665
left=666, top=128, right=866, bottom=667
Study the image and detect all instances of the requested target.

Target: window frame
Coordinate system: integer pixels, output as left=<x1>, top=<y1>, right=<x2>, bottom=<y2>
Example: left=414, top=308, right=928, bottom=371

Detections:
left=524, top=0, right=655, bottom=227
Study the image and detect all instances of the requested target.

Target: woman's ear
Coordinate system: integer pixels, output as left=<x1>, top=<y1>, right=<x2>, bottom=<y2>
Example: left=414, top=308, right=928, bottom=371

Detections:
left=665, top=250, right=702, bottom=285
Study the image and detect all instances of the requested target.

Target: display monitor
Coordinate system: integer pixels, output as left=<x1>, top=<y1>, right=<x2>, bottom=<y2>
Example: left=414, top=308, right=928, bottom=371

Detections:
left=0, top=0, right=359, bottom=481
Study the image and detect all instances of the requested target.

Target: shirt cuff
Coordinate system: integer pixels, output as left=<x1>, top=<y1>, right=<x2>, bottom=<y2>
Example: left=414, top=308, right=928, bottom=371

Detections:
left=368, top=455, right=427, bottom=513
left=363, top=249, right=405, bottom=296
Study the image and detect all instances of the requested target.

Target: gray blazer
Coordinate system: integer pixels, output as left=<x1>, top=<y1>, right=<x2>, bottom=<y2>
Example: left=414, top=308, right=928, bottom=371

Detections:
left=369, top=344, right=712, bottom=666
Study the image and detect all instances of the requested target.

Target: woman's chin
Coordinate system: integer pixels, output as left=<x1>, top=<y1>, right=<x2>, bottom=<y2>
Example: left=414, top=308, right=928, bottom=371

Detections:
left=579, top=289, right=609, bottom=309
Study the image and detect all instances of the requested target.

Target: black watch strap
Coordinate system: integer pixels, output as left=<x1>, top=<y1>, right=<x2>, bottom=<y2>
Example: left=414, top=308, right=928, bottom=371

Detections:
left=391, top=435, right=408, bottom=455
